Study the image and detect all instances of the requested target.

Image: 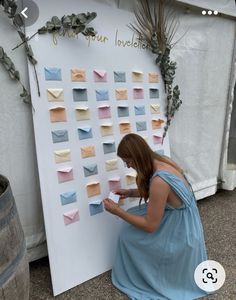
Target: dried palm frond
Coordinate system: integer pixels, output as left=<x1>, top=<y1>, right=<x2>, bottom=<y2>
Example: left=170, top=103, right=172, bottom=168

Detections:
left=130, top=0, right=183, bottom=142
left=129, top=0, right=180, bottom=55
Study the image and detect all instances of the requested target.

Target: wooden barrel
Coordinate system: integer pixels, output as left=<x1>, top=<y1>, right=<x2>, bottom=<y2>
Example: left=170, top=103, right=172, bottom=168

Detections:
left=0, top=175, right=29, bottom=300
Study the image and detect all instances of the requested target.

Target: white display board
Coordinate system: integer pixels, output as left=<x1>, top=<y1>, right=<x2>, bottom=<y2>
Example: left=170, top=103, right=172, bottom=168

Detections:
left=26, top=0, right=170, bottom=295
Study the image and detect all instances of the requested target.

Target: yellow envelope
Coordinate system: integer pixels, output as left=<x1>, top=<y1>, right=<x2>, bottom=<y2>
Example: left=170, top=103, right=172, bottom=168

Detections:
left=100, top=123, right=113, bottom=137
left=148, top=72, right=159, bottom=83
left=132, top=70, right=143, bottom=82
left=105, top=159, right=118, bottom=171
left=75, top=106, right=90, bottom=121
left=49, top=106, right=66, bottom=122
left=86, top=181, right=101, bottom=197
left=71, top=69, right=86, bottom=82
left=115, top=88, right=128, bottom=100
left=150, top=104, right=160, bottom=114
left=54, top=149, right=71, bottom=163
left=119, top=122, right=131, bottom=134
left=152, top=119, right=165, bottom=129
left=47, top=88, right=64, bottom=101
left=126, top=172, right=137, bottom=185
left=81, top=146, right=95, bottom=158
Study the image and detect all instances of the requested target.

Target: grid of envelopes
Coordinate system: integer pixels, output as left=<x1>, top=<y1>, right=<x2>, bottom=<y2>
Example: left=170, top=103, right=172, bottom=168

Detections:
left=45, top=67, right=165, bottom=226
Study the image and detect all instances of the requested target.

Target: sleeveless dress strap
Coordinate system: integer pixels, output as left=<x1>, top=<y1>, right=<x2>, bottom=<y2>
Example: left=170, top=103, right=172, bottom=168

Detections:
left=151, top=170, right=193, bottom=207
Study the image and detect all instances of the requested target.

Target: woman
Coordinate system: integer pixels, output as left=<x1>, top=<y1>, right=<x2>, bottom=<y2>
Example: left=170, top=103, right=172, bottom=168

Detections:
left=103, top=133, right=208, bottom=300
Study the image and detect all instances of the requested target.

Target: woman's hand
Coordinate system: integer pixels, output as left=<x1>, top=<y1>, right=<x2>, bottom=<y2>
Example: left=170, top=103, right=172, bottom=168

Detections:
left=103, top=198, right=122, bottom=215
left=113, top=189, right=130, bottom=199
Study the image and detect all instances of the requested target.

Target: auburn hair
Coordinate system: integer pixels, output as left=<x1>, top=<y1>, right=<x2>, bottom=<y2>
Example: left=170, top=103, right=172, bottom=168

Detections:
left=117, top=133, right=183, bottom=203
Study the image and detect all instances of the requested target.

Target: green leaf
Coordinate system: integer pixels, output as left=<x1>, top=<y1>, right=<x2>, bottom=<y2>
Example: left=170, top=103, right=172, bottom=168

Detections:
left=13, top=14, right=24, bottom=27
left=38, top=26, right=47, bottom=34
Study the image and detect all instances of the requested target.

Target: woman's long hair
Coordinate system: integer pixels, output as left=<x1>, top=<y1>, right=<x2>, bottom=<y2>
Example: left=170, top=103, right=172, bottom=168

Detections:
left=117, top=133, right=182, bottom=203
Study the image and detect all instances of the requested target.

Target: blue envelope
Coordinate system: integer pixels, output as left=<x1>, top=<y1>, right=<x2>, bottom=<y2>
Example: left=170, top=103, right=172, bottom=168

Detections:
left=136, top=121, right=147, bottom=131
left=78, top=126, right=93, bottom=140
left=134, top=105, right=145, bottom=116
left=96, top=89, right=109, bottom=101
left=73, top=88, right=88, bottom=101
left=60, top=191, right=77, bottom=206
left=83, top=163, right=98, bottom=177
left=155, top=149, right=165, bottom=155
left=51, top=130, right=69, bottom=143
left=44, top=67, right=62, bottom=81
left=114, top=71, right=126, bottom=82
left=89, top=199, right=104, bottom=216
left=149, top=88, right=159, bottom=98
left=117, top=105, right=129, bottom=117
left=103, top=140, right=116, bottom=154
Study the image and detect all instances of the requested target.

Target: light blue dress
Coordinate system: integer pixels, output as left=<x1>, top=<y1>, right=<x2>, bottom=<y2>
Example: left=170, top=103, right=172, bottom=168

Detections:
left=112, top=170, right=209, bottom=300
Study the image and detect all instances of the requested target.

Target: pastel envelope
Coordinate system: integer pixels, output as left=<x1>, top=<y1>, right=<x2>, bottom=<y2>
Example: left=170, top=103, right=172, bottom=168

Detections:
left=152, top=118, right=165, bottom=129
left=132, top=70, right=143, bottom=82
left=133, top=87, right=144, bottom=99
left=149, top=72, right=159, bottom=83
left=52, top=130, right=68, bottom=143
left=108, top=177, right=121, bottom=191
left=136, top=121, right=147, bottom=132
left=47, top=88, right=64, bottom=101
left=73, top=88, right=88, bottom=102
left=155, top=149, right=165, bottom=155
left=44, top=67, right=62, bottom=81
left=134, top=105, right=145, bottom=116
left=149, top=88, right=159, bottom=98
left=81, top=145, right=95, bottom=158
left=100, top=123, right=113, bottom=136
left=119, top=121, right=131, bottom=134
left=78, top=126, right=93, bottom=140
left=117, top=105, right=129, bottom=117
left=57, top=167, right=73, bottom=183
left=89, top=198, right=104, bottom=216
left=98, top=105, right=111, bottom=119
left=114, top=71, right=126, bottom=83
left=150, top=104, right=160, bottom=114
left=49, top=106, right=66, bottom=122
left=93, top=69, right=107, bottom=82
left=153, top=134, right=163, bottom=144
left=63, top=209, right=80, bottom=225
left=71, top=69, right=86, bottom=82
left=54, top=149, right=71, bottom=163
left=103, top=140, right=116, bottom=154
left=105, top=159, right=118, bottom=171
left=60, top=191, right=77, bottom=206
left=86, top=181, right=101, bottom=197
left=95, top=89, right=109, bottom=101
left=115, top=88, right=128, bottom=100
left=83, top=163, right=98, bottom=177
left=108, top=192, right=120, bottom=203
left=126, top=172, right=137, bottom=185
left=75, top=106, right=90, bottom=120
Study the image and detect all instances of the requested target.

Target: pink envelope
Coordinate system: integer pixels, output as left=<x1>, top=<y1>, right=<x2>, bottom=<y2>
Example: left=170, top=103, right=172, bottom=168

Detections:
left=63, top=209, right=80, bottom=225
left=94, top=69, right=107, bottom=82
left=133, top=87, right=144, bottom=99
left=108, top=177, right=121, bottom=191
left=57, top=167, right=73, bottom=183
left=153, top=134, right=163, bottom=145
left=98, top=105, right=111, bottom=119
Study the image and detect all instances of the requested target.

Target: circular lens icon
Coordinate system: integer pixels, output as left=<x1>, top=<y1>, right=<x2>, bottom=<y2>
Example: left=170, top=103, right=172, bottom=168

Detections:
left=194, top=260, right=226, bottom=292
left=16, top=0, right=39, bottom=27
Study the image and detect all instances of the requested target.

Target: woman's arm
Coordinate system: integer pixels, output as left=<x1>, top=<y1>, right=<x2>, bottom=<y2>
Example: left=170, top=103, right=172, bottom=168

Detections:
left=104, top=177, right=169, bottom=233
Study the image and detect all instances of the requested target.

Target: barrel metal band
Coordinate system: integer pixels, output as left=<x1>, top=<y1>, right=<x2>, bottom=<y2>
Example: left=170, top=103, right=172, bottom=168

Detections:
left=0, top=238, right=27, bottom=286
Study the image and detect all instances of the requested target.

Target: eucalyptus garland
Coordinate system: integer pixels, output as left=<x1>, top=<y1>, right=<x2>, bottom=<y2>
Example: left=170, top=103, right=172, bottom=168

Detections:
left=0, top=46, right=31, bottom=103
left=0, top=0, right=97, bottom=104
left=130, top=0, right=182, bottom=141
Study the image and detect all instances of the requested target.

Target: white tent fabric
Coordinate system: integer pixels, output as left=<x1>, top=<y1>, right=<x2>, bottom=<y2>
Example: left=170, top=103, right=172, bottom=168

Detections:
left=0, top=0, right=235, bottom=261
